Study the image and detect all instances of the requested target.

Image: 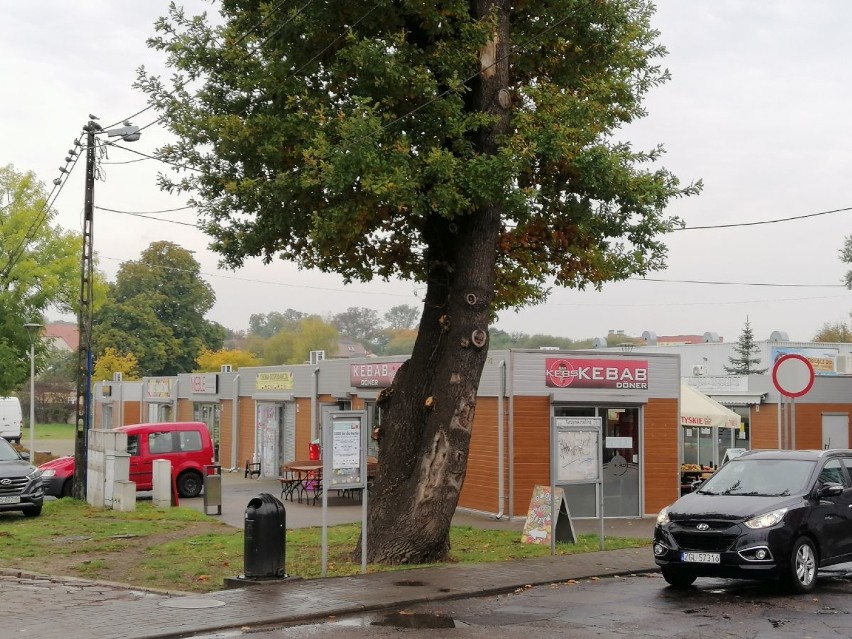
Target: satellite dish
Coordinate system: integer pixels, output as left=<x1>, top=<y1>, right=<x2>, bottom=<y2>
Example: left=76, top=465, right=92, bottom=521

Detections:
left=769, top=331, right=789, bottom=342
left=592, top=337, right=607, bottom=348
left=641, top=331, right=657, bottom=345
left=703, top=332, right=720, bottom=343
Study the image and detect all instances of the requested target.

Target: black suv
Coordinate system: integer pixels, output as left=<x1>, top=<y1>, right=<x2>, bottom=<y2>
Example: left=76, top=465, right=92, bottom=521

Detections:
left=654, top=449, right=852, bottom=593
left=0, top=435, right=43, bottom=517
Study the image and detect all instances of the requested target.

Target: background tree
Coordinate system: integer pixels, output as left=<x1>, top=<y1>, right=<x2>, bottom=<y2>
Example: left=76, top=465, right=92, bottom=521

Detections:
left=383, top=305, right=421, bottom=331
left=92, top=347, right=140, bottom=382
left=195, top=347, right=261, bottom=371
left=0, top=165, right=86, bottom=394
left=248, top=310, right=307, bottom=338
left=813, top=321, right=852, bottom=343
left=331, top=307, right=386, bottom=354
left=384, top=328, right=418, bottom=355
left=264, top=316, right=339, bottom=365
left=724, top=318, right=767, bottom=375
left=93, top=241, right=225, bottom=376
left=139, top=1, right=698, bottom=563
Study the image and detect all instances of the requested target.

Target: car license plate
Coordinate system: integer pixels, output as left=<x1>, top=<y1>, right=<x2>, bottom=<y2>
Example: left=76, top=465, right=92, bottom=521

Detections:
left=0, top=496, right=20, bottom=504
left=682, top=552, right=720, bottom=563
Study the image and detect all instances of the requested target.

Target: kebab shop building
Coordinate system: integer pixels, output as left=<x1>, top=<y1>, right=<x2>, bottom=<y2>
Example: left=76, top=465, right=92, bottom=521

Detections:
left=485, top=350, right=680, bottom=520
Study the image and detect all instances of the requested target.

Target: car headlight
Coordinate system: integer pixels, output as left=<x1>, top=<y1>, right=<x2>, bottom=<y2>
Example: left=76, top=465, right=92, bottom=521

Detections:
left=744, top=507, right=788, bottom=529
left=40, top=469, right=56, bottom=477
left=27, top=468, right=43, bottom=481
left=656, top=506, right=670, bottom=526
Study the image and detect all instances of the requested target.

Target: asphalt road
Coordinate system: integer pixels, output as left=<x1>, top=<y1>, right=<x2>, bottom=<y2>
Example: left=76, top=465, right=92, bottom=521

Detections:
left=194, top=569, right=852, bottom=639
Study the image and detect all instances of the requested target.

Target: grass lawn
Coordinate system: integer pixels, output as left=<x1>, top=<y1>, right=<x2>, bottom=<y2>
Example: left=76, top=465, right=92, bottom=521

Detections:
left=0, top=499, right=650, bottom=593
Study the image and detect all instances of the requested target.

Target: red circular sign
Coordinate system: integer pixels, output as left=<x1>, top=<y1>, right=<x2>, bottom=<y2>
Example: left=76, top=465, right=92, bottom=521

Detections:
left=545, top=358, right=577, bottom=388
left=772, top=354, right=815, bottom=398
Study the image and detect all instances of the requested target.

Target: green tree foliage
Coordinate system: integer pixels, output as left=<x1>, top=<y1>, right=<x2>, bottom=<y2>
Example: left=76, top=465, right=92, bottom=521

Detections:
left=139, top=1, right=698, bottom=563
left=724, top=318, right=767, bottom=375
left=248, top=309, right=307, bottom=338
left=264, top=316, right=339, bottom=364
left=331, top=307, right=386, bottom=353
left=813, top=321, right=852, bottom=343
left=0, top=165, right=84, bottom=394
left=384, top=328, right=418, bottom=355
left=384, top=305, right=421, bottom=331
left=93, top=242, right=225, bottom=376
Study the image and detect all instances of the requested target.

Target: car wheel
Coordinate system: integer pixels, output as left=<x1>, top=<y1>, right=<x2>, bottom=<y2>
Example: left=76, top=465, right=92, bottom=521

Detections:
left=661, top=566, right=697, bottom=588
left=60, top=479, right=73, bottom=498
left=177, top=471, right=203, bottom=498
left=23, top=506, right=42, bottom=517
left=787, top=536, right=818, bottom=593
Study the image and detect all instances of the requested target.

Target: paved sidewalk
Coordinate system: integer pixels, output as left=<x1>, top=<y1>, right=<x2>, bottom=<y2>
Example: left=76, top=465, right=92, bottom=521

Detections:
left=9, top=545, right=658, bottom=639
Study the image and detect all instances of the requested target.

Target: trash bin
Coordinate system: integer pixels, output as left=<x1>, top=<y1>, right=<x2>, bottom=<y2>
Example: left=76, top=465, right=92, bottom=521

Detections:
left=243, top=493, right=286, bottom=579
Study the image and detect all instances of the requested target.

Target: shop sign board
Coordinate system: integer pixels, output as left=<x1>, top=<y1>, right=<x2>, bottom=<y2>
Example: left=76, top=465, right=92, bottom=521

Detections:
left=144, top=377, right=172, bottom=400
left=189, top=373, right=217, bottom=395
left=771, top=346, right=838, bottom=376
left=545, top=358, right=649, bottom=390
left=350, top=361, right=404, bottom=388
left=256, top=371, right=294, bottom=391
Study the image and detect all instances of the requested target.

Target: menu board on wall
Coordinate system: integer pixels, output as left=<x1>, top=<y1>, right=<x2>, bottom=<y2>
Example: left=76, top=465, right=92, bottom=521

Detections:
left=520, top=485, right=576, bottom=545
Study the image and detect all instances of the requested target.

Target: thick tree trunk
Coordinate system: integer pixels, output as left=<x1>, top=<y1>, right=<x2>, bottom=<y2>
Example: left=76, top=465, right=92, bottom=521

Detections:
left=363, top=1, right=510, bottom=564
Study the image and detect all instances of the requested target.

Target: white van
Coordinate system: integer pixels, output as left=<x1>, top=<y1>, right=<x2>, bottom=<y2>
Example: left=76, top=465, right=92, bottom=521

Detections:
left=0, top=397, right=23, bottom=444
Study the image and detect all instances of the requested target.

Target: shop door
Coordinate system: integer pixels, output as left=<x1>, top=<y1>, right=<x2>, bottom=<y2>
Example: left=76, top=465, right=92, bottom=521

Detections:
left=602, top=407, right=640, bottom=517
left=255, top=402, right=281, bottom=478
left=554, top=405, right=641, bottom=518
left=194, top=403, right=221, bottom=462
left=823, top=414, right=849, bottom=449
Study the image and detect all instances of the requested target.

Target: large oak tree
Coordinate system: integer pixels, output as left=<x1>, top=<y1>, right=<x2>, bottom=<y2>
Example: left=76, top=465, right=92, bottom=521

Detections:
left=138, top=0, right=699, bottom=563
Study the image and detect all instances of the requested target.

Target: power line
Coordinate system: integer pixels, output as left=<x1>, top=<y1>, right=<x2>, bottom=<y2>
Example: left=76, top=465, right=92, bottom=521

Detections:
left=676, top=206, right=852, bottom=231
left=95, top=204, right=195, bottom=215
left=99, top=255, right=421, bottom=298
left=631, top=277, right=846, bottom=288
left=103, top=141, right=202, bottom=172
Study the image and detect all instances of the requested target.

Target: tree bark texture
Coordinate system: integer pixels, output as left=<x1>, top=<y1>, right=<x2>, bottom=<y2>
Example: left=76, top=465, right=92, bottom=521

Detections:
left=364, top=1, right=511, bottom=564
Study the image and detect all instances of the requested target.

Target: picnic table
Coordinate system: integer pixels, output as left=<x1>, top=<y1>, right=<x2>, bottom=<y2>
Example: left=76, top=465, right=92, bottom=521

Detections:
left=279, top=458, right=377, bottom=505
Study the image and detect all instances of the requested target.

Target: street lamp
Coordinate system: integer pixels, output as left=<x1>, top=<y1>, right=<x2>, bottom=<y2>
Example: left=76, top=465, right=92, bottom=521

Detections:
left=24, top=322, right=42, bottom=462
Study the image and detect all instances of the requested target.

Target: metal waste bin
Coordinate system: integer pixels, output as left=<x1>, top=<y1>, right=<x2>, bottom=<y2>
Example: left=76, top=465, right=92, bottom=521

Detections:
left=244, top=493, right=286, bottom=579
left=203, top=465, right=222, bottom=515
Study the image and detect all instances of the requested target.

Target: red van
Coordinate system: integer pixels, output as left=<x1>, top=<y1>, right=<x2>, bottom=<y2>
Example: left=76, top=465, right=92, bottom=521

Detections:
left=40, top=422, right=215, bottom=498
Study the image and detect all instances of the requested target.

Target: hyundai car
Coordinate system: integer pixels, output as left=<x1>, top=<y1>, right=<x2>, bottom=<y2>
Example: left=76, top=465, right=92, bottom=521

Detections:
left=654, top=449, right=852, bottom=593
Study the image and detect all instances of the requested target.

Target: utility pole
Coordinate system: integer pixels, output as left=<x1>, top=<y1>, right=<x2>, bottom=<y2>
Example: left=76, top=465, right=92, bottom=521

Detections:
left=72, top=119, right=99, bottom=500
left=72, top=117, right=141, bottom=500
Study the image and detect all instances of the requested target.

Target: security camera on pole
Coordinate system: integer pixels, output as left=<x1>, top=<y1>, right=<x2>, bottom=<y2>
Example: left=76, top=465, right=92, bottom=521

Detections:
left=72, top=116, right=141, bottom=501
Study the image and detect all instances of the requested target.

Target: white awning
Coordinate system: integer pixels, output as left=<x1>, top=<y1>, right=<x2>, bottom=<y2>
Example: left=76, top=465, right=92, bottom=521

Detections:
left=680, top=383, right=741, bottom=429
left=707, top=393, right=765, bottom=406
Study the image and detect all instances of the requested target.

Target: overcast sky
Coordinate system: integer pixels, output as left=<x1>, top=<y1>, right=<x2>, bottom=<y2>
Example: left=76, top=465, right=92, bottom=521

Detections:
left=2, top=1, right=851, bottom=342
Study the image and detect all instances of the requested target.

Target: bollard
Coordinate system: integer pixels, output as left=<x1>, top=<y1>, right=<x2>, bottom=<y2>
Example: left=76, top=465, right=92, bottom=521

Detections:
left=204, top=465, right=222, bottom=515
left=243, top=493, right=286, bottom=579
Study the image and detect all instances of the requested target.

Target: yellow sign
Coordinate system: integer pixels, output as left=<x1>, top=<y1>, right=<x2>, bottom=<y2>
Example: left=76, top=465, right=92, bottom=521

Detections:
left=256, top=371, right=294, bottom=391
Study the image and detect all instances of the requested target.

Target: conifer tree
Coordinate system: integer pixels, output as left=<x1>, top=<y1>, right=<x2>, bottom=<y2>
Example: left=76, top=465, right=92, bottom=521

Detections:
left=724, top=318, right=767, bottom=375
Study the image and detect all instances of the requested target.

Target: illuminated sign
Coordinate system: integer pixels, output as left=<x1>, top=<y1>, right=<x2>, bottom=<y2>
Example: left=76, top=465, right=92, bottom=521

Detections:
left=350, top=362, right=404, bottom=388
left=545, top=358, right=649, bottom=390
